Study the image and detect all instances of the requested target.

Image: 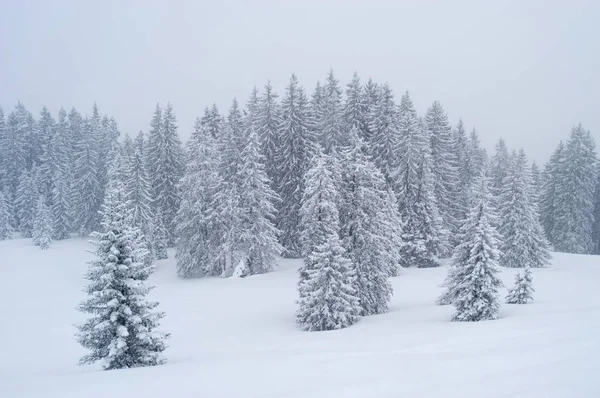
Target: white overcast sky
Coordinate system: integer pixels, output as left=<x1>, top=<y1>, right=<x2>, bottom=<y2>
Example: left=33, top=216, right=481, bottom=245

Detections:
left=1, top=0, right=598, bottom=163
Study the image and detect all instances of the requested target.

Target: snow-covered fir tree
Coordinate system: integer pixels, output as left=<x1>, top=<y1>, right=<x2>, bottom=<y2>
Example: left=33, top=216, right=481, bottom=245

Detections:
left=549, top=124, right=598, bottom=254
left=368, top=84, right=400, bottom=187
left=32, top=195, right=52, bottom=249
left=52, top=168, right=73, bottom=240
left=147, top=103, right=184, bottom=246
left=76, top=176, right=168, bottom=370
left=15, top=168, right=38, bottom=237
left=255, top=82, right=282, bottom=190
left=451, top=119, right=472, bottom=225
left=37, top=106, right=56, bottom=201
left=297, top=149, right=360, bottom=331
left=277, top=74, right=317, bottom=257
left=338, top=130, right=401, bottom=315
left=343, top=72, right=367, bottom=138
left=201, top=103, right=223, bottom=139
left=396, top=92, right=445, bottom=267
left=539, top=141, right=565, bottom=245
left=425, top=100, right=460, bottom=251
left=440, top=171, right=503, bottom=321
left=490, top=138, right=510, bottom=200
left=73, top=117, right=102, bottom=235
left=0, top=191, right=12, bottom=240
left=499, top=149, right=551, bottom=268
left=235, top=126, right=283, bottom=276
left=506, top=267, right=534, bottom=304
left=316, top=70, right=345, bottom=152
left=175, top=118, right=223, bottom=277
left=360, top=78, right=379, bottom=144
left=2, top=103, right=30, bottom=206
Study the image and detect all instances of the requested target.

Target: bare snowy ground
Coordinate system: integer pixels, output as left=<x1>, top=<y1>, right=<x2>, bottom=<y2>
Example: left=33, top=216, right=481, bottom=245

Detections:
left=1, top=237, right=599, bottom=398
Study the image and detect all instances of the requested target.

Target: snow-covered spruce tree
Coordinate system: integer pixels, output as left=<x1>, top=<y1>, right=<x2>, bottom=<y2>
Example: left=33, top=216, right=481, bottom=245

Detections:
left=297, top=149, right=360, bottom=331
left=506, top=267, right=534, bottom=304
left=175, top=118, right=223, bottom=278
left=468, top=128, right=488, bottom=176
left=235, top=125, right=283, bottom=276
left=425, top=100, right=460, bottom=252
left=3, top=103, right=30, bottom=210
left=489, top=138, right=511, bottom=212
left=539, top=141, right=564, bottom=245
left=338, top=130, right=400, bottom=315
left=530, top=161, right=541, bottom=206
left=441, top=171, right=503, bottom=321
left=551, top=124, right=598, bottom=254
left=32, top=195, right=52, bottom=249
left=126, top=131, right=156, bottom=262
left=368, top=84, right=400, bottom=188
left=360, top=78, right=379, bottom=144
left=277, top=74, right=317, bottom=258
left=343, top=72, right=367, bottom=139
left=147, top=103, right=184, bottom=246
left=15, top=168, right=38, bottom=237
left=73, top=117, right=102, bottom=236
left=76, top=176, right=168, bottom=370
left=396, top=92, right=445, bottom=267
left=498, top=149, right=551, bottom=268
left=52, top=168, right=73, bottom=240
left=201, top=103, right=224, bottom=139
left=37, top=106, right=57, bottom=202
left=0, top=106, right=6, bottom=190
left=316, top=70, right=345, bottom=152
left=255, top=81, right=283, bottom=191
left=211, top=99, right=246, bottom=276
left=452, top=119, right=472, bottom=224
left=0, top=191, right=12, bottom=240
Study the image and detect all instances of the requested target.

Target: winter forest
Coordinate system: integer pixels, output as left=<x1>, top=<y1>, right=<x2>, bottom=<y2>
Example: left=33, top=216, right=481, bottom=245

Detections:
left=0, top=70, right=598, bottom=369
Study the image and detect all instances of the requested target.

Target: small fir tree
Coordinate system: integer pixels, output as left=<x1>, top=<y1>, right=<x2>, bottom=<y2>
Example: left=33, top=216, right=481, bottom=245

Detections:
left=441, top=171, right=503, bottom=321
left=76, top=177, right=168, bottom=370
left=32, top=195, right=52, bottom=249
left=506, top=267, right=535, bottom=304
left=297, top=149, right=360, bottom=331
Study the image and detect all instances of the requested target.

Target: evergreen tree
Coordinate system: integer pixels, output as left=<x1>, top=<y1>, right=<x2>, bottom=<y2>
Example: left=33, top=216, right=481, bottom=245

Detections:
left=551, top=124, right=598, bottom=254
left=396, top=92, right=444, bottom=267
left=452, top=119, right=472, bottom=223
left=506, top=267, right=535, bottom=304
left=368, top=84, right=400, bottom=187
left=175, top=118, right=223, bottom=277
left=490, top=138, right=510, bottom=199
left=0, top=191, right=12, bottom=240
left=3, top=103, right=30, bottom=205
left=440, top=172, right=503, bottom=321
left=339, top=131, right=400, bottom=315
left=73, top=117, right=102, bottom=236
left=277, top=74, right=317, bottom=257
left=316, top=70, right=345, bottom=152
left=37, top=106, right=56, bottom=201
left=147, top=103, right=184, bottom=246
left=498, top=149, right=551, bottom=268
left=236, top=126, right=283, bottom=276
left=425, top=100, right=460, bottom=250
left=343, top=72, right=367, bottom=139
left=360, top=78, right=379, bottom=144
left=52, top=168, right=73, bottom=240
left=539, top=141, right=565, bottom=244
left=76, top=177, right=168, bottom=370
left=255, top=82, right=282, bottom=190
left=15, top=168, right=38, bottom=237
left=126, top=131, right=157, bottom=262
left=201, top=103, right=223, bottom=139
left=530, top=160, right=542, bottom=208
left=33, top=195, right=52, bottom=249
left=297, top=149, right=360, bottom=331
left=0, top=107, right=6, bottom=190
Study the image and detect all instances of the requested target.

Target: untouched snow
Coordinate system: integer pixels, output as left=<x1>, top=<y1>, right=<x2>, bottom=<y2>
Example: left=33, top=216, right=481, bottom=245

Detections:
left=1, top=237, right=599, bottom=398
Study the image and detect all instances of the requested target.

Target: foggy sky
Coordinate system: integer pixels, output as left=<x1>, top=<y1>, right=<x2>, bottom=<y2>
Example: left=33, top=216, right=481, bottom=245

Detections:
left=1, top=0, right=598, bottom=163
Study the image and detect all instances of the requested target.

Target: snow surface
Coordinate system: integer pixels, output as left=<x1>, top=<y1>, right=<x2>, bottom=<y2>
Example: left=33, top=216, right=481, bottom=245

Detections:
left=1, top=237, right=599, bottom=398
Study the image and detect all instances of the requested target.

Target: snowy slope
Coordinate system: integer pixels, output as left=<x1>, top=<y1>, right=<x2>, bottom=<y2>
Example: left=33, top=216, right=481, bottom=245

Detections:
left=1, top=237, right=599, bottom=398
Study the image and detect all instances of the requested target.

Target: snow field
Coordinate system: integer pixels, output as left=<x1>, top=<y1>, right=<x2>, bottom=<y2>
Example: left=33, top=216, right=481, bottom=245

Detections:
left=1, top=237, right=599, bottom=398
